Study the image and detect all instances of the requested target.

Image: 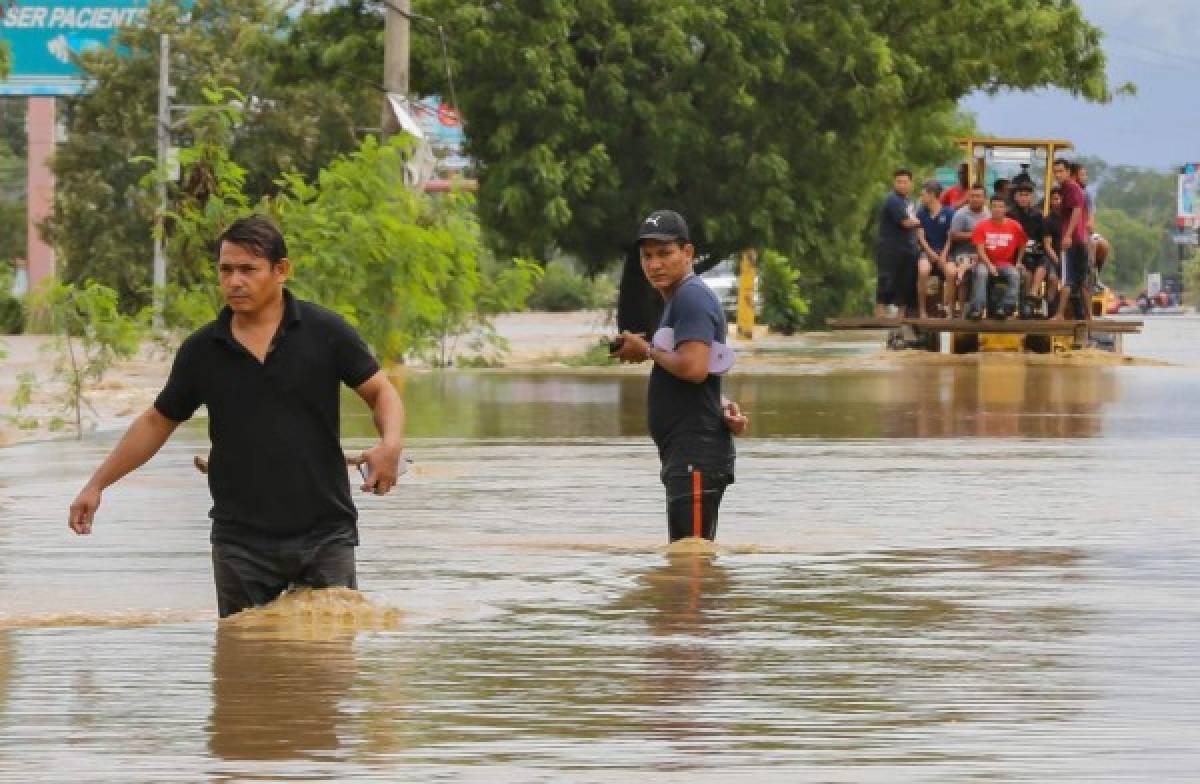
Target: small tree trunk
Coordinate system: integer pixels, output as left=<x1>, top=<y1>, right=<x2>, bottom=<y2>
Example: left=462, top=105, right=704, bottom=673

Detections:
left=64, top=329, right=82, bottom=439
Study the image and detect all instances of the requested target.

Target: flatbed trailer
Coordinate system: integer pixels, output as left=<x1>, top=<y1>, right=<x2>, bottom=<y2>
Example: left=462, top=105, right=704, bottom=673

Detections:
left=827, top=317, right=1143, bottom=354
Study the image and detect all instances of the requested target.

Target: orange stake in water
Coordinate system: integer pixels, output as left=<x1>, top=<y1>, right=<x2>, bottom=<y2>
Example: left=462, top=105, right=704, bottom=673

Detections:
left=692, top=470, right=703, bottom=539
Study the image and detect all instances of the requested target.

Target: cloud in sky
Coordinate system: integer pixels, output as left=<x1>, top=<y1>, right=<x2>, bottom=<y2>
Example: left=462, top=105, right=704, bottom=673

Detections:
left=961, top=0, right=1198, bottom=169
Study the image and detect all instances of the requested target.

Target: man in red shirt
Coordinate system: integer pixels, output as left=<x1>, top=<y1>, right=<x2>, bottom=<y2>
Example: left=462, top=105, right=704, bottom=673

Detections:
left=965, top=193, right=1026, bottom=320
left=1054, top=158, right=1091, bottom=321
left=940, top=163, right=970, bottom=210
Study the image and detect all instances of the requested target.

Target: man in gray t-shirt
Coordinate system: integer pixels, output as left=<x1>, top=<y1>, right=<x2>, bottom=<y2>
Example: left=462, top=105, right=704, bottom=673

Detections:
left=948, top=185, right=990, bottom=261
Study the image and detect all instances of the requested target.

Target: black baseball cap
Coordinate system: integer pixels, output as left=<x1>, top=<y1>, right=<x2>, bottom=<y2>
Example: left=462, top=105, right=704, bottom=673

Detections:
left=636, top=209, right=690, bottom=244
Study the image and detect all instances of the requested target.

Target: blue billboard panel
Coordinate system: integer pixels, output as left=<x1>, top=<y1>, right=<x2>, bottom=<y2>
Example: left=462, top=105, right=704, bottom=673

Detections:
left=0, top=1, right=150, bottom=95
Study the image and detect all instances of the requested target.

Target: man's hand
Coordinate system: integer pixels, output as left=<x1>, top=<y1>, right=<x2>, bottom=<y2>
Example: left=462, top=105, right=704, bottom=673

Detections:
left=1062, top=234, right=1074, bottom=250
left=986, top=262, right=998, bottom=277
left=68, top=484, right=102, bottom=535
left=612, top=331, right=651, bottom=363
left=353, top=443, right=402, bottom=495
left=723, top=400, right=749, bottom=436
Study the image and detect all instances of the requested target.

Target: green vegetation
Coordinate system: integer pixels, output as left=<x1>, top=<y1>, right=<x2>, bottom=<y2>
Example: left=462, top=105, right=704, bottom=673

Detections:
left=759, top=251, right=808, bottom=335
left=527, top=260, right=616, bottom=312
left=0, top=264, right=22, bottom=334
left=409, top=0, right=1111, bottom=323
left=562, top=339, right=619, bottom=368
left=152, top=98, right=538, bottom=365
left=272, top=136, right=539, bottom=366
left=47, top=0, right=377, bottom=311
left=1081, top=158, right=1190, bottom=296
left=25, top=281, right=142, bottom=438
left=34, top=0, right=1117, bottom=352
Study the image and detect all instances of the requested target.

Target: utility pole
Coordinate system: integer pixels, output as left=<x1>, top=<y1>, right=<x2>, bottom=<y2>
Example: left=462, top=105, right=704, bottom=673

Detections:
left=152, top=33, right=170, bottom=329
left=381, top=0, right=411, bottom=135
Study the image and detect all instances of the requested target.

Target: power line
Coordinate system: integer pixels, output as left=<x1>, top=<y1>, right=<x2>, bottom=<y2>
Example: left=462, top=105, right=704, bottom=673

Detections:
left=1105, top=33, right=1200, bottom=68
left=377, top=0, right=460, bottom=115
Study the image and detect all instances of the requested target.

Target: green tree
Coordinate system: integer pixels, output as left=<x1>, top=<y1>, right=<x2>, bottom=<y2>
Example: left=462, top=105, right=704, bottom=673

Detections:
left=26, top=280, right=143, bottom=438
left=759, top=249, right=808, bottom=335
left=1094, top=208, right=1164, bottom=294
left=271, top=136, right=536, bottom=365
left=1079, top=157, right=1180, bottom=294
left=46, top=0, right=373, bottom=310
left=402, top=0, right=1110, bottom=322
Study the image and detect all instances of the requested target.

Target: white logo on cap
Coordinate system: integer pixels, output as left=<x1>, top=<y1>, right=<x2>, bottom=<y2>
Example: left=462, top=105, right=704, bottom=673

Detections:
left=646, top=215, right=662, bottom=227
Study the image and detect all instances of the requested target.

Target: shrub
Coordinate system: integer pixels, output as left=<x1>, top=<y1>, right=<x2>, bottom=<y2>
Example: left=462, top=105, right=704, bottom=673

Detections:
left=528, top=260, right=615, bottom=312
left=759, top=250, right=808, bottom=335
left=0, top=264, right=23, bottom=334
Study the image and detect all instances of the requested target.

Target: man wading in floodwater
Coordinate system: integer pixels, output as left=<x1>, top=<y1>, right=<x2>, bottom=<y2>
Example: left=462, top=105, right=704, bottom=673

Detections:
left=67, top=216, right=406, bottom=617
left=612, top=210, right=748, bottom=542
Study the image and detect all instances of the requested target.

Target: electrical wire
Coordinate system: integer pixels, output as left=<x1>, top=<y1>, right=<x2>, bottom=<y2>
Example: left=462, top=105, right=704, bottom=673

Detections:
left=377, top=0, right=461, bottom=117
left=1104, top=32, right=1200, bottom=68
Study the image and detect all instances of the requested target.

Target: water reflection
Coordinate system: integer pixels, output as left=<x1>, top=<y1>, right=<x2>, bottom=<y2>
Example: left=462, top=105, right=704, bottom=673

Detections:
left=347, top=359, right=1133, bottom=442
left=619, top=556, right=732, bottom=746
left=207, top=625, right=356, bottom=762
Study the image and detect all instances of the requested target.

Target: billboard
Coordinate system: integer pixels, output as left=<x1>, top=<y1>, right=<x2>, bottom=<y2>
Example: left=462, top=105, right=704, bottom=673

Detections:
left=412, top=95, right=469, bottom=172
left=1179, top=163, right=1198, bottom=231
left=0, top=1, right=150, bottom=95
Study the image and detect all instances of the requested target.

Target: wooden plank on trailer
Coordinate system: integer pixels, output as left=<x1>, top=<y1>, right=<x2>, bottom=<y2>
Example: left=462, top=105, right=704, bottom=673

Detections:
left=826, top=317, right=1143, bottom=335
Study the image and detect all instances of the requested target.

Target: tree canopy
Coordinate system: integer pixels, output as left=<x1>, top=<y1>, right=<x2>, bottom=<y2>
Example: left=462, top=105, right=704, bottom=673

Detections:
left=405, top=0, right=1110, bottom=319
left=46, top=0, right=1115, bottom=325
left=1081, top=158, right=1184, bottom=294
left=47, top=0, right=378, bottom=309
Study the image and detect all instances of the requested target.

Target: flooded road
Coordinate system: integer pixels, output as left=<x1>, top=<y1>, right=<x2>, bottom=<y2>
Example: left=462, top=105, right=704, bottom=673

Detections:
left=3, top=316, right=1200, bottom=781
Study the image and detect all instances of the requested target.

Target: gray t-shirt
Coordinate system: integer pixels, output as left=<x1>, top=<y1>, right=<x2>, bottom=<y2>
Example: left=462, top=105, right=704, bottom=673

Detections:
left=949, top=205, right=990, bottom=259
left=647, top=275, right=733, bottom=472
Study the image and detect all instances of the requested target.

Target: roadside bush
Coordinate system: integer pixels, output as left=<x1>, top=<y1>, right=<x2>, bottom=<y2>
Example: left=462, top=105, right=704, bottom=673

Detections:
left=0, top=265, right=23, bottom=334
left=0, top=294, right=22, bottom=334
left=759, top=249, right=808, bottom=335
left=528, top=260, right=615, bottom=312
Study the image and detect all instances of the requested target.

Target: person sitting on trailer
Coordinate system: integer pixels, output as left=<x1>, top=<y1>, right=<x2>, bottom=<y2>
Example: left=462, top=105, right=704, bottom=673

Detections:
left=965, top=193, right=1027, bottom=320
left=915, top=180, right=958, bottom=319
left=1012, top=163, right=1035, bottom=189
left=992, top=178, right=1012, bottom=207
left=941, top=163, right=970, bottom=210
left=1043, top=187, right=1064, bottom=273
left=1009, top=182, right=1058, bottom=318
left=948, top=185, right=991, bottom=313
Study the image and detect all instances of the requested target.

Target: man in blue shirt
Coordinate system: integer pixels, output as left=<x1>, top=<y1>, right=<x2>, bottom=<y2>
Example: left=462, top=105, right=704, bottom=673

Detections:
left=612, top=210, right=747, bottom=543
left=915, top=180, right=958, bottom=318
left=875, top=168, right=921, bottom=317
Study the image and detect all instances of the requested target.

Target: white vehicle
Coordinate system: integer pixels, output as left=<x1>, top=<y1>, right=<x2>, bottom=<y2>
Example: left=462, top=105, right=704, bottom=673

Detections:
left=701, top=258, right=738, bottom=314
left=700, top=257, right=759, bottom=317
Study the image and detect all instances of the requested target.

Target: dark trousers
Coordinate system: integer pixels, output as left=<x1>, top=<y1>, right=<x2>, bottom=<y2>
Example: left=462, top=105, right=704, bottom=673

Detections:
left=211, top=532, right=357, bottom=618
left=876, top=248, right=919, bottom=309
left=664, top=469, right=731, bottom=542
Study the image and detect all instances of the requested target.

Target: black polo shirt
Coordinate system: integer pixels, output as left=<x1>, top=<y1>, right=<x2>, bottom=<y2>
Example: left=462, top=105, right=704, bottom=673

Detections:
left=154, top=289, right=380, bottom=545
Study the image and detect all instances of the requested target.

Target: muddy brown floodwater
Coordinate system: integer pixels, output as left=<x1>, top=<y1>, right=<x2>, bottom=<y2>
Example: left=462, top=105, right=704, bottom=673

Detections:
left=2, top=316, right=1200, bottom=781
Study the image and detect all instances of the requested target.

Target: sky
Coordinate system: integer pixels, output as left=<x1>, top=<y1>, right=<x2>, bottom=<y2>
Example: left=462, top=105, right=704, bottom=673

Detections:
left=962, top=0, right=1197, bottom=171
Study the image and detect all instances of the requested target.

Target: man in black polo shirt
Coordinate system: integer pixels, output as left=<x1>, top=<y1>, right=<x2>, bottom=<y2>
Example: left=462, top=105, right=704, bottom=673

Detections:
left=612, top=210, right=747, bottom=542
left=67, top=215, right=406, bottom=617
